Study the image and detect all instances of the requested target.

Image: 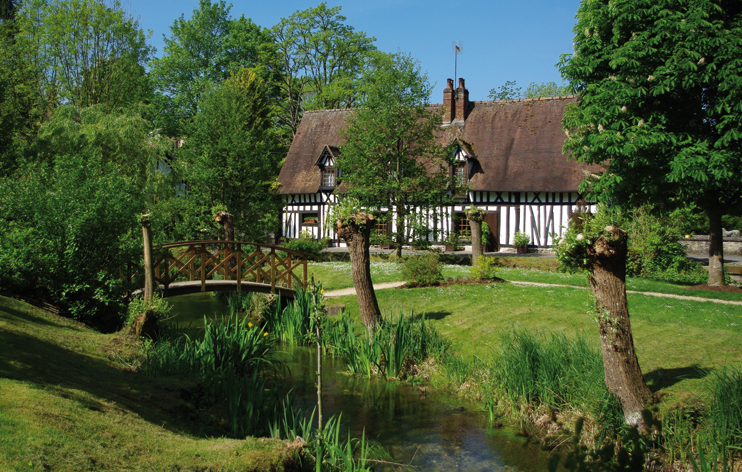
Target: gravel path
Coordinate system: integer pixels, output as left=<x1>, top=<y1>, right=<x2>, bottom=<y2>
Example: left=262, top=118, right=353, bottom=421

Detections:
left=509, top=280, right=742, bottom=306
left=324, top=279, right=742, bottom=306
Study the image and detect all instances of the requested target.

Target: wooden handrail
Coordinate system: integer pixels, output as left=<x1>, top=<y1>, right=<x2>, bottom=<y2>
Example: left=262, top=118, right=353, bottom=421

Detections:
left=150, top=240, right=312, bottom=296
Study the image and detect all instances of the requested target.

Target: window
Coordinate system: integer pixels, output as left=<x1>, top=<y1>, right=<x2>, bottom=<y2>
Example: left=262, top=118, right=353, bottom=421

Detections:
left=453, top=163, right=467, bottom=186
left=376, top=216, right=389, bottom=237
left=321, top=167, right=336, bottom=188
left=302, top=213, right=319, bottom=226
left=453, top=213, right=471, bottom=238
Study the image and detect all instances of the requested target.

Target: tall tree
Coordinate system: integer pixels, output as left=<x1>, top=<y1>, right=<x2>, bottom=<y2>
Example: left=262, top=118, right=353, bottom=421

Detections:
left=559, top=0, right=742, bottom=286
left=338, top=52, right=455, bottom=259
left=271, top=2, right=376, bottom=137
left=149, top=0, right=276, bottom=136
left=177, top=68, right=281, bottom=242
left=12, top=0, right=152, bottom=109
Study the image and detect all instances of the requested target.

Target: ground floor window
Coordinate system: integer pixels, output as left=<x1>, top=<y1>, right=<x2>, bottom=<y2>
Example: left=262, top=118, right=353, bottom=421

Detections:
left=453, top=213, right=471, bottom=238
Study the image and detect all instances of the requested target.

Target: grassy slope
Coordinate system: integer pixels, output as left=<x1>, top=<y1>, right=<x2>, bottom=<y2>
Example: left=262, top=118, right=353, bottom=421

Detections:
left=323, top=280, right=742, bottom=408
left=0, top=296, right=300, bottom=471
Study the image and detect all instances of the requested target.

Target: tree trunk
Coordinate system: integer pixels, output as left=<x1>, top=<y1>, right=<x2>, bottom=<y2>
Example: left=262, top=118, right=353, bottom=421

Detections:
left=395, top=204, right=404, bottom=259
left=469, top=218, right=483, bottom=264
left=587, top=226, right=652, bottom=427
left=335, top=213, right=382, bottom=336
left=215, top=211, right=235, bottom=273
left=707, top=203, right=725, bottom=286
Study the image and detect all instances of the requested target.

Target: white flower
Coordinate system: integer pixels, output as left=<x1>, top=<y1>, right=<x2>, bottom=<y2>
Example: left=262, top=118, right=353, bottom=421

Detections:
left=598, top=123, right=604, bottom=133
left=698, top=57, right=705, bottom=65
left=638, top=119, right=645, bottom=127
left=648, top=75, right=654, bottom=81
left=576, top=233, right=585, bottom=241
left=585, top=28, right=591, bottom=37
left=621, top=106, right=627, bottom=113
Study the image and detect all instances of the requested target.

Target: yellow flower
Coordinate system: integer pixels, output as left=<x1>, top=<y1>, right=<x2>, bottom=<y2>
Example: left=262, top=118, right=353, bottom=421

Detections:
left=248, top=322, right=253, bottom=328
left=263, top=332, right=268, bottom=337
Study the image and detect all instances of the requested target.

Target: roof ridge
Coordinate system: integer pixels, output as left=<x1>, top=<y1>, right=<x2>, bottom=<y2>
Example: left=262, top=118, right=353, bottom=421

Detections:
left=303, top=108, right=354, bottom=115
left=470, top=95, right=578, bottom=106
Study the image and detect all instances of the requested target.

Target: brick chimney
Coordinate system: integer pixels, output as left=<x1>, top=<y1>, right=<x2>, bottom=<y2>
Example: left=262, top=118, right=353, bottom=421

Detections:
left=442, top=78, right=455, bottom=124
left=454, top=78, right=469, bottom=123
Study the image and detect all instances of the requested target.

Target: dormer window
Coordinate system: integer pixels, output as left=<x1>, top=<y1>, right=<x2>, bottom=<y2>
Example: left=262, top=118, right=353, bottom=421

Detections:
left=316, top=145, right=340, bottom=190
left=449, top=138, right=476, bottom=188
left=322, top=167, right=337, bottom=188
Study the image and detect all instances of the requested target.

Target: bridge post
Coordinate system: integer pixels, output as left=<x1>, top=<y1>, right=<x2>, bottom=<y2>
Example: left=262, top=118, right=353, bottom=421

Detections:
left=141, top=215, right=154, bottom=302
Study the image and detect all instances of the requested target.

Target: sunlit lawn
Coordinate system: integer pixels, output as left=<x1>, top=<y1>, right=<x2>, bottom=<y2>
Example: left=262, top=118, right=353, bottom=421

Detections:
left=323, top=279, right=742, bottom=407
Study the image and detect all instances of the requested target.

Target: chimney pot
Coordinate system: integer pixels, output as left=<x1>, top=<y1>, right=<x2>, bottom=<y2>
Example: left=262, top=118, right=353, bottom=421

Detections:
left=455, top=77, right=469, bottom=123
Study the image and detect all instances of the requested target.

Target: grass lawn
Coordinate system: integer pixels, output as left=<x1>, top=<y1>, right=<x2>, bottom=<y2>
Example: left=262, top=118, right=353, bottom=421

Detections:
left=310, top=258, right=742, bottom=302
left=0, top=296, right=300, bottom=471
left=323, top=281, right=742, bottom=408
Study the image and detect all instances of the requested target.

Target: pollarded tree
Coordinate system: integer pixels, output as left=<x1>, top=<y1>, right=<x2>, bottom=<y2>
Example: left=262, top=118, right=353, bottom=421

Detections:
left=559, top=0, right=742, bottom=286
left=555, top=206, right=652, bottom=427
left=177, top=68, right=281, bottom=242
left=338, top=52, right=455, bottom=259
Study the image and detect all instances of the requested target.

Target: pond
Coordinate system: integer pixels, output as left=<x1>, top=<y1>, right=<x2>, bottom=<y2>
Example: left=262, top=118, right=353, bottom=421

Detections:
left=168, top=293, right=558, bottom=471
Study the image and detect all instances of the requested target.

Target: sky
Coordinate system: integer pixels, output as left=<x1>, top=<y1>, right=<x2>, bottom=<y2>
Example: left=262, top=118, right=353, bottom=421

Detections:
left=125, top=0, right=582, bottom=102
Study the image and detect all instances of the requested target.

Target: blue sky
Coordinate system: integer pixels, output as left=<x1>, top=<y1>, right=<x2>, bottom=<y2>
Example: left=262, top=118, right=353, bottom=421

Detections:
left=127, top=0, right=582, bottom=102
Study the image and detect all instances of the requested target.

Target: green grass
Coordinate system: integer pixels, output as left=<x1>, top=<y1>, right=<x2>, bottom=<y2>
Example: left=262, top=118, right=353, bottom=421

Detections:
left=324, top=282, right=742, bottom=405
left=0, top=296, right=301, bottom=471
left=311, top=259, right=742, bottom=302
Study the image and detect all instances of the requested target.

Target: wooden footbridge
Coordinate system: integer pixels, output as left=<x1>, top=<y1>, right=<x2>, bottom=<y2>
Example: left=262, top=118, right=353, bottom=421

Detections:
left=141, top=237, right=313, bottom=301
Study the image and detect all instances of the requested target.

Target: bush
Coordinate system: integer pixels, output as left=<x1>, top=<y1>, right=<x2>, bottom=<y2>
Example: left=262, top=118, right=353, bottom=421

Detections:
left=402, top=254, right=443, bottom=286
left=126, top=294, right=172, bottom=326
left=282, top=231, right=329, bottom=256
left=470, top=256, right=498, bottom=280
left=513, top=231, right=530, bottom=247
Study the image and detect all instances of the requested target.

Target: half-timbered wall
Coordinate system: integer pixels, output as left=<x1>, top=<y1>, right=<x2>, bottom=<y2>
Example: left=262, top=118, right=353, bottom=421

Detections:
left=282, top=191, right=593, bottom=248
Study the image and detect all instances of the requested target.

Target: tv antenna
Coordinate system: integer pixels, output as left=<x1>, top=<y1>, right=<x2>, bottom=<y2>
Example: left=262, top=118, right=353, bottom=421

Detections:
left=452, top=41, right=463, bottom=85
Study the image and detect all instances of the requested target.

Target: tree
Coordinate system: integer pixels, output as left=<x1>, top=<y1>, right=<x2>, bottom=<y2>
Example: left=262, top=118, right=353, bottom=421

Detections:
left=149, top=0, right=276, bottom=136
left=11, top=0, right=152, bottom=109
left=488, top=80, right=569, bottom=100
left=465, top=206, right=487, bottom=263
left=559, top=0, right=742, bottom=286
left=177, top=68, right=281, bottom=242
left=338, top=53, right=454, bottom=259
left=555, top=207, right=652, bottom=427
left=271, top=3, right=377, bottom=138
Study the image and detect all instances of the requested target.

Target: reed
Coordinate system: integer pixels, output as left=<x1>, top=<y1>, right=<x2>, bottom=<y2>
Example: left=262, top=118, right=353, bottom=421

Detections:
left=141, top=314, right=286, bottom=437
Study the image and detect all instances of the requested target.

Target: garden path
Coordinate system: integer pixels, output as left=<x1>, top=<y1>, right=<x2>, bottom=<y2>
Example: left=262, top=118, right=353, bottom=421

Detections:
left=324, top=280, right=742, bottom=306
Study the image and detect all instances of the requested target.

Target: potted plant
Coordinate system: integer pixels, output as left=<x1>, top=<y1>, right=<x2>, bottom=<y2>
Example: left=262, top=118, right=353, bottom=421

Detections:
left=513, top=232, right=530, bottom=254
left=444, top=230, right=460, bottom=252
left=481, top=221, right=493, bottom=252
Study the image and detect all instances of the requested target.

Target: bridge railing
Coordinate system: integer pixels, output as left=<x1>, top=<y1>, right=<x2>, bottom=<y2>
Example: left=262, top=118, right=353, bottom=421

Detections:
left=150, top=240, right=311, bottom=295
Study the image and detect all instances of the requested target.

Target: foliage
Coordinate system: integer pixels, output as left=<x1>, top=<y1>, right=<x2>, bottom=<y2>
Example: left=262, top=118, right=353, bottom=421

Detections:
left=707, top=366, right=742, bottom=452
left=149, top=0, right=276, bottom=136
left=481, top=221, right=493, bottom=247
left=513, top=231, right=531, bottom=247
left=488, top=80, right=569, bottom=100
left=270, top=2, right=377, bottom=136
left=282, top=231, right=329, bottom=257
left=0, top=152, right=144, bottom=327
left=337, top=52, right=457, bottom=255
left=470, top=256, right=498, bottom=280
left=323, top=311, right=450, bottom=379
left=465, top=205, right=487, bottom=222
left=177, top=68, right=282, bottom=242
left=262, top=284, right=322, bottom=345
left=126, top=293, right=172, bottom=326
left=554, top=204, right=620, bottom=274
left=141, top=313, right=285, bottom=437
left=559, top=0, right=742, bottom=284
left=402, top=254, right=444, bottom=286
left=11, top=0, right=153, bottom=109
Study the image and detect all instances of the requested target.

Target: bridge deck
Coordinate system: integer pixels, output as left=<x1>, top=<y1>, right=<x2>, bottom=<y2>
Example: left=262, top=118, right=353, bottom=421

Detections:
left=154, top=280, right=297, bottom=298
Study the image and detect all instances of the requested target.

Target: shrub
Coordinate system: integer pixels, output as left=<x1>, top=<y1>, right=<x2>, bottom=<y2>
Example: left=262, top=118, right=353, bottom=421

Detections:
left=282, top=231, right=329, bottom=256
left=513, top=231, right=530, bottom=247
left=470, top=256, right=498, bottom=280
left=126, top=294, right=172, bottom=326
left=402, top=254, right=443, bottom=286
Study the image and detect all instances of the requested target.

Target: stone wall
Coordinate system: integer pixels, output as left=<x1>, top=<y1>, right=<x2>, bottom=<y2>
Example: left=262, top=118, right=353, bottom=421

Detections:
left=680, top=236, right=742, bottom=255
